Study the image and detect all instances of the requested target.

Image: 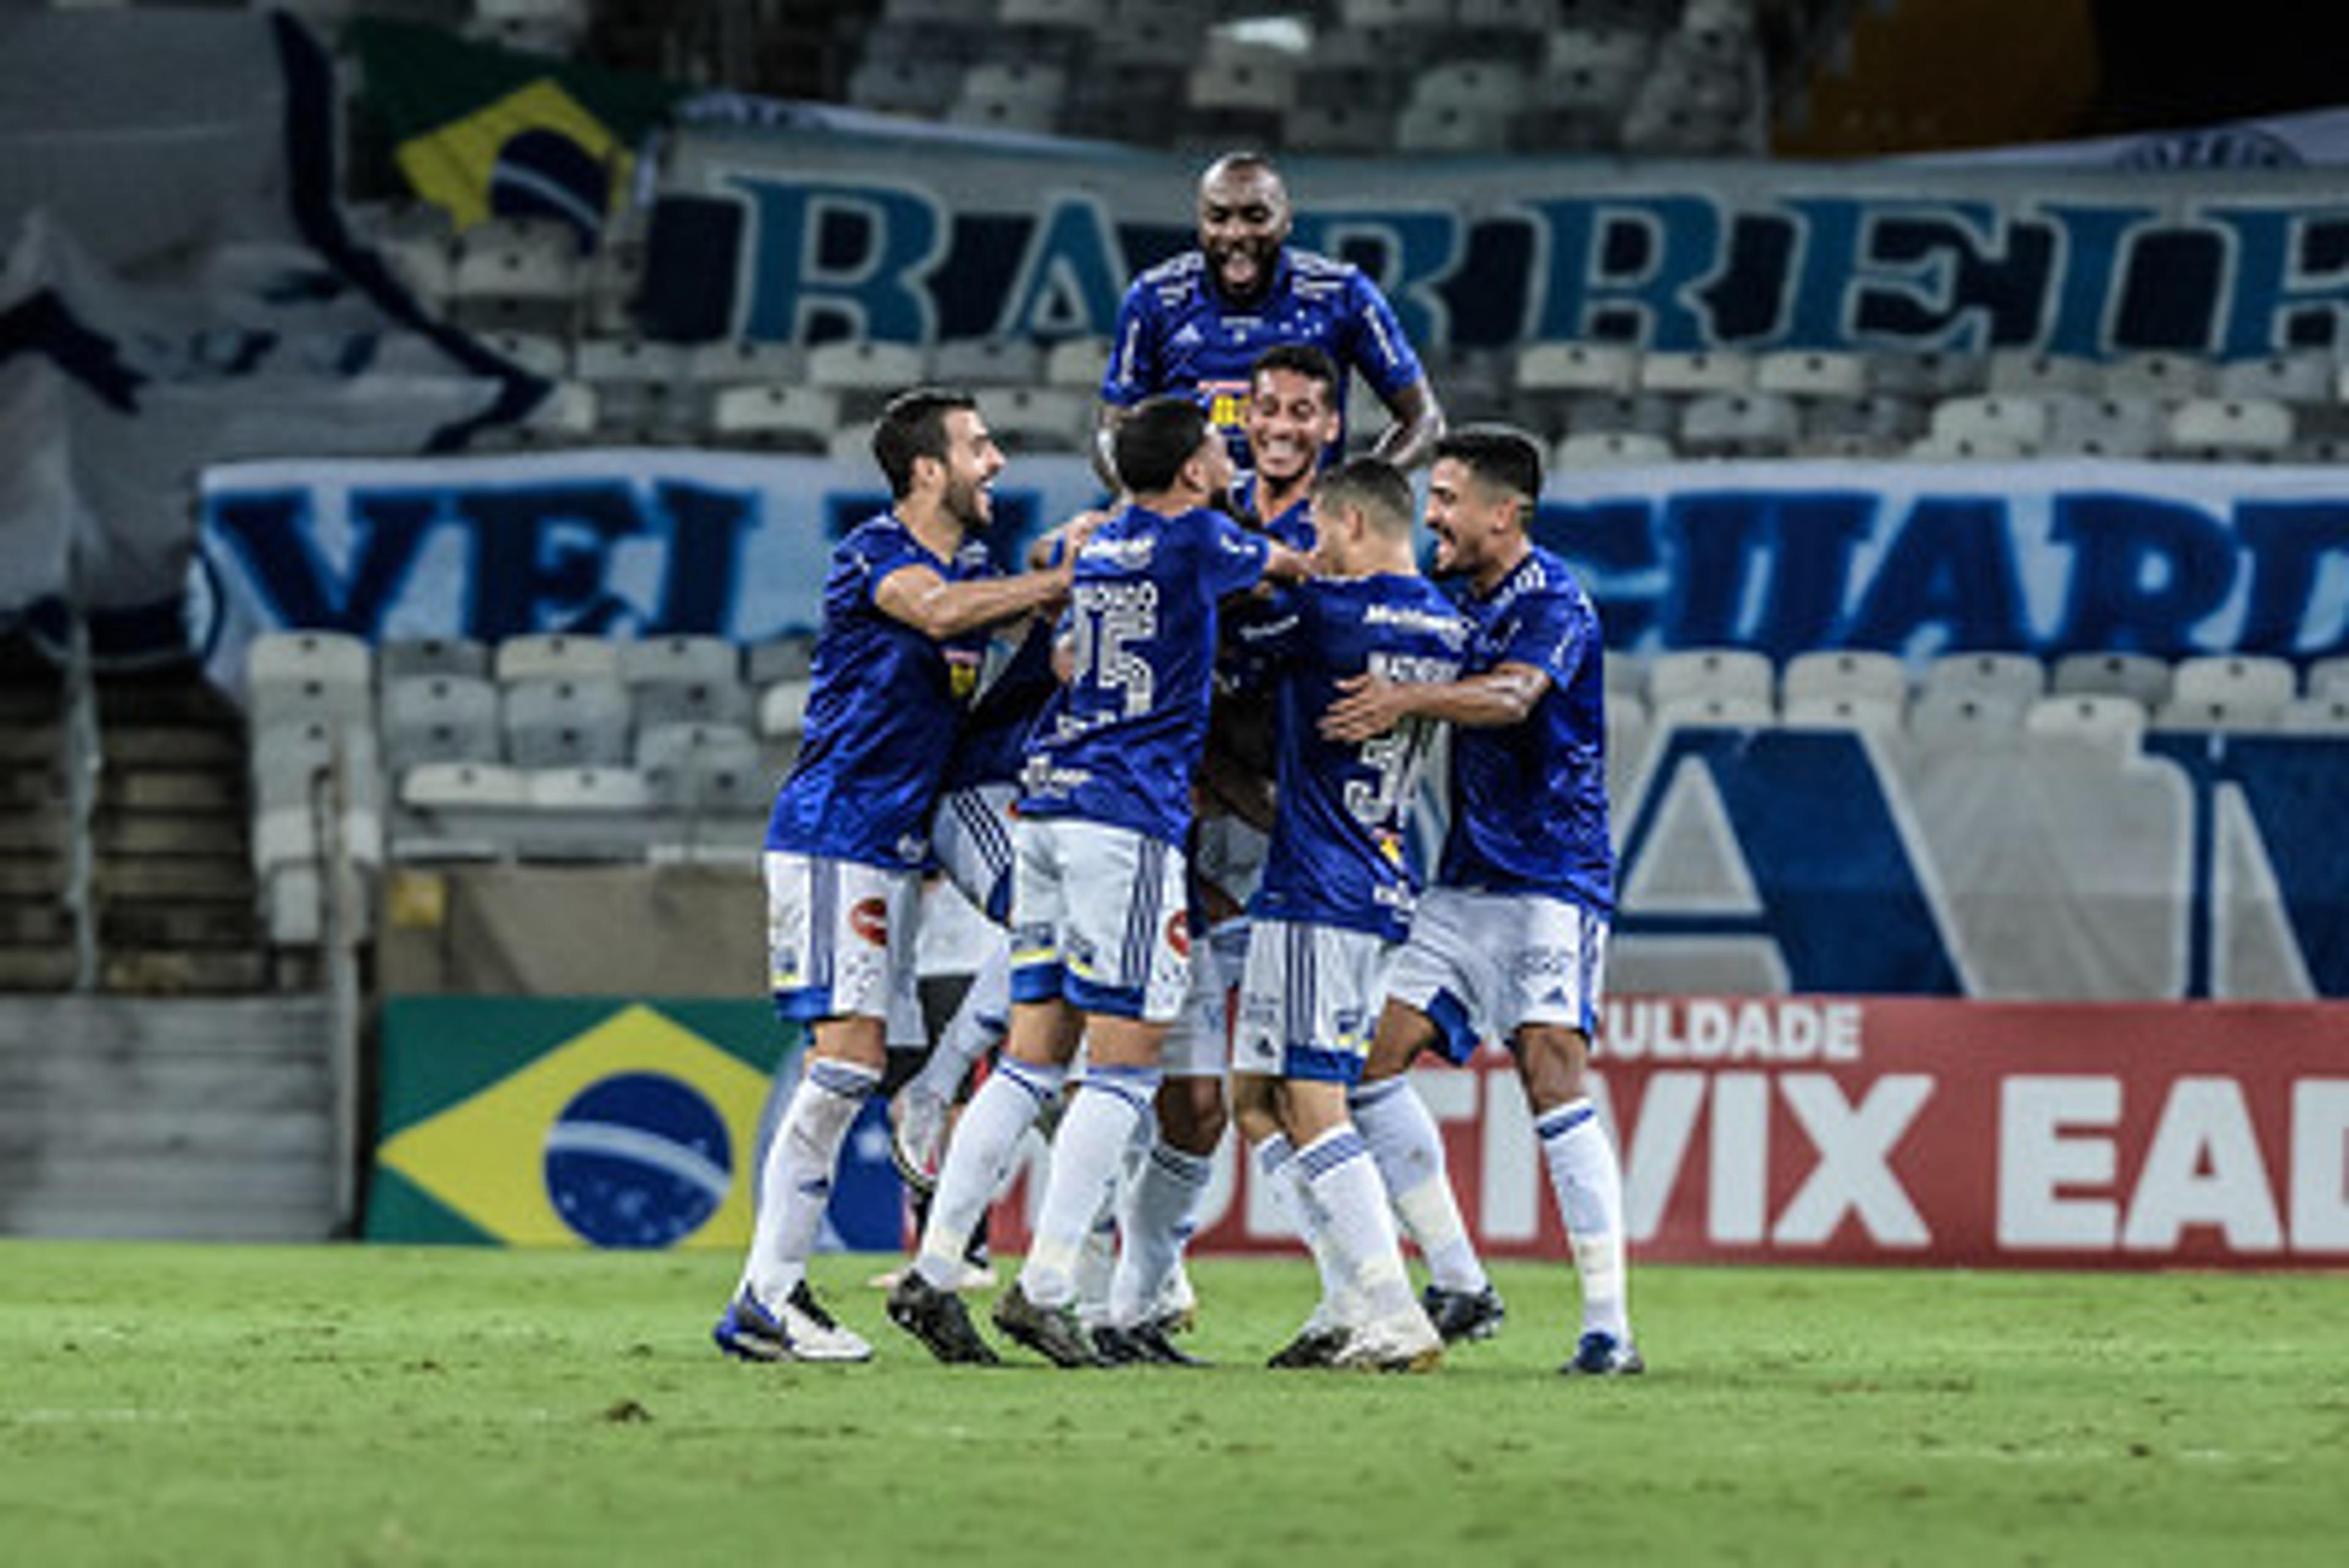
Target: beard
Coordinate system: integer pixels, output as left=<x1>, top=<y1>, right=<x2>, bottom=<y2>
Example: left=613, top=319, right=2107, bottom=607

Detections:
left=943, top=473, right=992, bottom=530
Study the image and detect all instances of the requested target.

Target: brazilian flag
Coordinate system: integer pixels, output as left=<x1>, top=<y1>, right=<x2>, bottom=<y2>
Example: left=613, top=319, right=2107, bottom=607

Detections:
left=368, top=998, right=790, bottom=1249
left=348, top=19, right=688, bottom=247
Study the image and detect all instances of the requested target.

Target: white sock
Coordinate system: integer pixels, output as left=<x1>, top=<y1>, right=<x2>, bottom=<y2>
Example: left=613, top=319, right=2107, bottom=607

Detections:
left=1108, top=1140, right=1215, bottom=1328
left=907, top=944, right=1010, bottom=1107
left=1020, top=1066, right=1157, bottom=1307
left=739, top=1057, right=879, bottom=1307
left=1537, top=1098, right=1630, bottom=1340
left=1255, top=1133, right=1351, bottom=1325
left=913, top=1057, right=1060, bottom=1289
left=1300, top=1125, right=1419, bottom=1324
left=1350, top=1077, right=1488, bottom=1293
left=1075, top=1211, right=1119, bottom=1329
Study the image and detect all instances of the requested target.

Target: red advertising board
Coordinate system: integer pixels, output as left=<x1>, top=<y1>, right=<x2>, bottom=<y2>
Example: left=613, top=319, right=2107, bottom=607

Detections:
left=993, top=998, right=2349, bottom=1269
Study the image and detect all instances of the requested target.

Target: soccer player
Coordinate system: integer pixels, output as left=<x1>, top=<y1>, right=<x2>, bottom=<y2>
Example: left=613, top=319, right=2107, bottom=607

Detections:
left=1323, top=425, right=1642, bottom=1377
left=1228, top=455, right=1468, bottom=1373
left=1096, top=151, right=1444, bottom=486
left=889, top=395, right=1309, bottom=1367
left=712, top=387, right=1078, bottom=1364
left=1235, top=341, right=1343, bottom=546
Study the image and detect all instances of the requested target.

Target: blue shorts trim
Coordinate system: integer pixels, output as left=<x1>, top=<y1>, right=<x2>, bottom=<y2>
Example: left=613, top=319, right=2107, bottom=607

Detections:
left=1010, top=960, right=1066, bottom=1005
left=1065, top=972, right=1148, bottom=1019
left=1425, top=987, right=1480, bottom=1066
left=771, top=986, right=836, bottom=1025
left=1282, top=1044, right=1366, bottom=1085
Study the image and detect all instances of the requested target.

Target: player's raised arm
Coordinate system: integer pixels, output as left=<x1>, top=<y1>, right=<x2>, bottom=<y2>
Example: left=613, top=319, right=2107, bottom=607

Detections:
left=1370, top=376, right=1447, bottom=471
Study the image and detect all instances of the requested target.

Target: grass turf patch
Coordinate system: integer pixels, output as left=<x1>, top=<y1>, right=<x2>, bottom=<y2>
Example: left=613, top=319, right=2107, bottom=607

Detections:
left=2, top=1241, right=2343, bottom=1566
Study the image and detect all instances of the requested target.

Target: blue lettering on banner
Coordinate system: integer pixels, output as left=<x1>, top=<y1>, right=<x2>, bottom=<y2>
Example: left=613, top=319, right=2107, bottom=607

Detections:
left=1616, top=729, right=1963, bottom=994
left=994, top=195, right=1128, bottom=341
left=1289, top=209, right=1463, bottom=355
left=725, top=175, right=944, bottom=344
left=2143, top=735, right=2349, bottom=998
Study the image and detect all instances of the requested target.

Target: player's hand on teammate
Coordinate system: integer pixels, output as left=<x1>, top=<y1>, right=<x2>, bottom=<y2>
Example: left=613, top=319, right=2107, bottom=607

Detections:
left=1321, top=670, right=1408, bottom=741
left=1262, top=540, right=1315, bottom=584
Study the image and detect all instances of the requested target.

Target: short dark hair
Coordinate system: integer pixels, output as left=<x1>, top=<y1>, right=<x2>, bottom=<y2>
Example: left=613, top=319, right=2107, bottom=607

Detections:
left=1249, top=342, right=1340, bottom=408
left=1435, top=425, right=1544, bottom=515
left=1113, top=395, right=1214, bottom=494
left=872, top=387, right=977, bottom=499
left=1313, top=456, right=1414, bottom=538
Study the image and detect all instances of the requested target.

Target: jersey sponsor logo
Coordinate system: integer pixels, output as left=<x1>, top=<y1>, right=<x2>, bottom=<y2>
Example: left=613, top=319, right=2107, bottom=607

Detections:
left=848, top=896, right=889, bottom=948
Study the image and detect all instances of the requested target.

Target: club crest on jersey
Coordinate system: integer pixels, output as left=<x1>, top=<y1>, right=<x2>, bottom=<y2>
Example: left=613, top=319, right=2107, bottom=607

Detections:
left=848, top=897, right=889, bottom=948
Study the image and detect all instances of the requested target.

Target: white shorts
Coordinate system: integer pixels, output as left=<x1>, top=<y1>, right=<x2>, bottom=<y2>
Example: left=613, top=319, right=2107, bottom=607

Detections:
left=765, top=850, right=924, bottom=1044
left=931, top=781, right=1017, bottom=925
left=1385, top=887, right=1609, bottom=1063
left=1009, top=816, right=1193, bottom=1024
left=1160, top=944, right=1232, bottom=1079
left=1233, top=918, right=1393, bottom=1085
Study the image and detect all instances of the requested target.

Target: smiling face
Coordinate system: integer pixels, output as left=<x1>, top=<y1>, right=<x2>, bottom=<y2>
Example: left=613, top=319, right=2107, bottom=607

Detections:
left=1197, top=158, right=1291, bottom=307
left=935, top=407, right=1006, bottom=530
left=1244, top=365, right=1341, bottom=490
left=1423, top=456, right=1519, bottom=581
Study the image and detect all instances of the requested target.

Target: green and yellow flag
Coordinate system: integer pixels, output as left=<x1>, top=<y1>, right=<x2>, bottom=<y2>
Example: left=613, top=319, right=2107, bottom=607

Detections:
left=368, top=998, right=787, bottom=1249
left=348, top=20, right=688, bottom=243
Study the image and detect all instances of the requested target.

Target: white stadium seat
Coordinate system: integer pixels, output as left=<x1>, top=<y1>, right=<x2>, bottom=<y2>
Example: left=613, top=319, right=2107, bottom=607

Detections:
left=2105, top=351, right=2211, bottom=401
left=2216, top=351, right=2333, bottom=405
left=1908, top=688, right=2027, bottom=747
left=1655, top=692, right=1776, bottom=730
left=2169, top=654, right=2297, bottom=717
left=2306, top=655, right=2349, bottom=702
left=1679, top=392, right=1798, bottom=457
left=710, top=385, right=842, bottom=450
left=1782, top=650, right=1908, bottom=707
left=2164, top=397, right=2293, bottom=458
left=1929, top=395, right=2048, bottom=451
left=494, top=633, right=622, bottom=685
left=1987, top=351, right=2099, bottom=398
left=1555, top=431, right=1675, bottom=467
left=1639, top=351, right=1754, bottom=395
left=2278, top=696, right=2349, bottom=734
left=247, top=631, right=374, bottom=735
left=2042, top=395, right=2162, bottom=459
left=379, top=637, right=491, bottom=683
left=2151, top=696, right=2282, bottom=734
left=500, top=677, right=633, bottom=768
left=1650, top=647, right=1774, bottom=709
left=1517, top=342, right=1640, bottom=398
left=2051, top=652, right=2173, bottom=708
left=2024, top=693, right=2147, bottom=756
left=1755, top=351, right=1868, bottom=399
left=1781, top=693, right=1904, bottom=734
left=1923, top=652, right=2046, bottom=705
left=381, top=675, right=502, bottom=770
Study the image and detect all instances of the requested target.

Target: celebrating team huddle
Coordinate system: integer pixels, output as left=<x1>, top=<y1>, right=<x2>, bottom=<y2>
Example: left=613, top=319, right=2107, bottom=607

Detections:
left=712, top=346, right=1640, bottom=1376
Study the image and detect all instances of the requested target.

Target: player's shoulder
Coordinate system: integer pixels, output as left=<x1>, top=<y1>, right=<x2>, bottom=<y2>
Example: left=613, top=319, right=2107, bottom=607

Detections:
left=1132, top=251, right=1208, bottom=304
left=1285, top=247, right=1375, bottom=301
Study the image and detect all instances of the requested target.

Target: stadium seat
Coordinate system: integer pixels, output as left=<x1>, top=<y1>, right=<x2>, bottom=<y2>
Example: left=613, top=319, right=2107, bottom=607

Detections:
left=379, top=637, right=491, bottom=683
left=934, top=339, right=1048, bottom=388
left=985, top=387, right=1091, bottom=452
left=1649, top=647, right=1774, bottom=709
left=1867, top=352, right=1986, bottom=398
left=1603, top=652, right=1649, bottom=704
left=1929, top=395, right=2048, bottom=451
left=637, top=723, right=771, bottom=814
left=759, top=678, right=816, bottom=740
left=1409, top=60, right=1532, bottom=116
left=2041, top=395, right=2162, bottom=458
left=381, top=675, right=502, bottom=771
left=1516, top=341, right=1639, bottom=398
left=1338, top=0, right=1450, bottom=29
left=1781, top=693, right=1904, bottom=734
left=1906, top=433, right=2028, bottom=462
left=521, top=381, right=598, bottom=439
left=1923, top=651, right=2046, bottom=705
left=1187, top=43, right=1297, bottom=115
left=399, top=760, right=529, bottom=811
left=1604, top=694, right=1652, bottom=803
left=575, top=338, right=692, bottom=436
left=2104, top=351, right=2211, bottom=401
left=1554, top=431, right=1675, bottom=467
left=1907, top=688, right=2028, bottom=748
left=1755, top=351, right=1868, bottom=399
left=808, top=343, right=930, bottom=424
left=251, top=721, right=385, bottom=816
left=709, top=385, right=842, bottom=451
left=1639, top=351, right=1754, bottom=395
left=2164, top=397, right=2294, bottom=458
left=1395, top=102, right=1512, bottom=153
left=634, top=677, right=754, bottom=734
left=1986, top=351, right=2099, bottom=398
left=829, top=422, right=878, bottom=463
left=2216, top=351, right=2334, bottom=405
left=1678, top=392, right=1798, bottom=456
left=494, top=633, right=622, bottom=685
left=2024, top=693, right=2148, bottom=756
left=1654, top=692, right=1775, bottom=730
left=1564, top=393, right=1677, bottom=440
left=500, top=677, right=633, bottom=768
left=2169, top=654, right=2296, bottom=716
left=951, top=61, right=1068, bottom=132
left=478, top=332, right=570, bottom=381
left=746, top=634, right=818, bottom=687
left=1782, top=650, right=1908, bottom=707
left=1043, top=336, right=1113, bottom=390
left=2051, top=652, right=2173, bottom=708
left=1283, top=102, right=1397, bottom=154
left=2150, top=696, right=2282, bottom=734
left=247, top=631, right=373, bottom=736
left=2278, top=696, right=2349, bottom=734
left=2306, top=655, right=2349, bottom=702
left=847, top=55, right=963, bottom=117
left=618, top=636, right=740, bottom=689
left=524, top=765, right=657, bottom=813
left=1802, top=394, right=1925, bottom=445
left=688, top=340, right=810, bottom=387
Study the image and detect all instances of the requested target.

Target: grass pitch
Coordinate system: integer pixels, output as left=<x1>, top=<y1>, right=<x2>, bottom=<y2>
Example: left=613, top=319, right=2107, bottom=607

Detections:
left=2, top=1243, right=2343, bottom=1567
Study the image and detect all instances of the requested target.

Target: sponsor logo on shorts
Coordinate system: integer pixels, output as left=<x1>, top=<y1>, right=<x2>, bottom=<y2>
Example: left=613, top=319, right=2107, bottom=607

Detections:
left=849, top=897, right=889, bottom=947
left=1165, top=910, right=1191, bottom=959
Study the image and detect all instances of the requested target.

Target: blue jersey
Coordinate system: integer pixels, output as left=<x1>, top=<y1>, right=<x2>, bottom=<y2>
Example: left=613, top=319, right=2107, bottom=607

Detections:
left=1019, top=502, right=1271, bottom=848
left=941, top=615, right=1060, bottom=793
left=1441, top=546, right=1614, bottom=912
left=1234, top=575, right=1469, bottom=940
left=1236, top=474, right=1317, bottom=552
left=766, top=513, right=989, bottom=869
left=1104, top=249, right=1424, bottom=465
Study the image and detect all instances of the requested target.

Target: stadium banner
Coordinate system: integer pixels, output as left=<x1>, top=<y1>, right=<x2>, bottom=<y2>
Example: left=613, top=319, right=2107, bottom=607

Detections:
left=365, top=997, right=902, bottom=1252
left=196, top=450, right=2349, bottom=673
left=998, top=998, right=2349, bottom=1270
left=646, top=124, right=2349, bottom=359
